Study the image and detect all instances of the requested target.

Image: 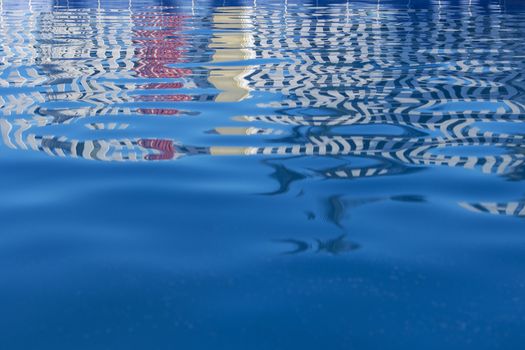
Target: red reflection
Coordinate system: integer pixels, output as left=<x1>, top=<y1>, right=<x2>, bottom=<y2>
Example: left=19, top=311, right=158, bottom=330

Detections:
left=138, top=139, right=175, bottom=160
left=133, top=12, right=192, bottom=117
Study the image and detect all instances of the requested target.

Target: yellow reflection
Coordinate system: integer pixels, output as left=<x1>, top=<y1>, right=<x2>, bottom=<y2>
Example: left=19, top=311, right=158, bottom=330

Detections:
left=208, top=7, right=255, bottom=102
left=209, top=146, right=256, bottom=155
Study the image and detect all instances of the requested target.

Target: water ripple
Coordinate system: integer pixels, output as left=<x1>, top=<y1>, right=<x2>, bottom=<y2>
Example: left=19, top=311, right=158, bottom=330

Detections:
left=1, top=1, right=525, bottom=349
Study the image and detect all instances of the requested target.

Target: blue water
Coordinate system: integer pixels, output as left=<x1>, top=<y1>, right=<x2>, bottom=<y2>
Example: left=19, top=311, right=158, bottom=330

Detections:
left=1, top=0, right=525, bottom=349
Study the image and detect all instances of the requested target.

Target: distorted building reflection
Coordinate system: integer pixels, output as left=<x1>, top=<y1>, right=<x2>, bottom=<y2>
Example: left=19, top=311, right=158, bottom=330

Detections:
left=0, top=0, right=524, bottom=219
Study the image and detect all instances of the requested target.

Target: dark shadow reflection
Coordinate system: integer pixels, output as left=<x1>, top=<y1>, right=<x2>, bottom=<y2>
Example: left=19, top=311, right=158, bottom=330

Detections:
left=276, top=234, right=360, bottom=255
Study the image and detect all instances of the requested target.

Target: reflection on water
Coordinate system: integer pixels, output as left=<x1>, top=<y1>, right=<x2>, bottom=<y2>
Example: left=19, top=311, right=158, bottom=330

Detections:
left=1, top=0, right=525, bottom=348
left=459, top=201, right=525, bottom=217
left=1, top=1, right=524, bottom=218
left=277, top=234, right=360, bottom=255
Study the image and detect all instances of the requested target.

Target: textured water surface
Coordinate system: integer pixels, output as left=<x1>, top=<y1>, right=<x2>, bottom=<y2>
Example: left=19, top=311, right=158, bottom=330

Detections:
left=1, top=0, right=525, bottom=349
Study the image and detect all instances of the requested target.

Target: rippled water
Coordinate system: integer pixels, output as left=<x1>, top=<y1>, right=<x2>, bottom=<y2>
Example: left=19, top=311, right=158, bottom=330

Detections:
left=1, top=0, right=525, bottom=349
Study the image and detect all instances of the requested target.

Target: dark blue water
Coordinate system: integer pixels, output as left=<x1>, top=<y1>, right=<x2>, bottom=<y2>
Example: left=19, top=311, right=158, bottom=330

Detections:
left=1, top=0, right=525, bottom=349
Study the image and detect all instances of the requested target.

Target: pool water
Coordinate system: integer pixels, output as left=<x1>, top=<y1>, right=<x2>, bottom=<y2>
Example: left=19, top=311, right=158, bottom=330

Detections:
left=1, top=0, right=524, bottom=349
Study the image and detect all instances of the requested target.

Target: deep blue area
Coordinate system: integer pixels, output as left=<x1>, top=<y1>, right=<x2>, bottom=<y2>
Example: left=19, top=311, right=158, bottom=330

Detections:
left=0, top=1, right=524, bottom=349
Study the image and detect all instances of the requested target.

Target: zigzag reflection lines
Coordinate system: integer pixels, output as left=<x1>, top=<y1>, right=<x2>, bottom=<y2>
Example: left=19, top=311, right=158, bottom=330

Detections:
left=249, top=8, right=525, bottom=115
left=0, top=4, right=524, bottom=183
left=4, top=116, right=523, bottom=178
left=0, top=119, right=147, bottom=161
left=236, top=10, right=525, bottom=177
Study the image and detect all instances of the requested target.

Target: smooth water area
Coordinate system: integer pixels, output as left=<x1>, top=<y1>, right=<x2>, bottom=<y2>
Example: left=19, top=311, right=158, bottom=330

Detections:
left=1, top=0, right=524, bottom=349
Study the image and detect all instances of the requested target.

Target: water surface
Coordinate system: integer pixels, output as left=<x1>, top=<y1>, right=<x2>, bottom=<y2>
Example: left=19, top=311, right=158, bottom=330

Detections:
left=1, top=0, right=525, bottom=349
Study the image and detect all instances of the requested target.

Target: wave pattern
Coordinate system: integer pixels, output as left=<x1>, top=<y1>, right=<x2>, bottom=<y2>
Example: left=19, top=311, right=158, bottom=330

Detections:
left=0, top=1, right=524, bottom=216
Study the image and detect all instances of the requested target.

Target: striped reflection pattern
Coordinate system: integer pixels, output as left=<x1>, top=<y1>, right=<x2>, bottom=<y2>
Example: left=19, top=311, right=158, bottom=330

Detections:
left=0, top=1, right=524, bottom=216
left=459, top=201, right=525, bottom=218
